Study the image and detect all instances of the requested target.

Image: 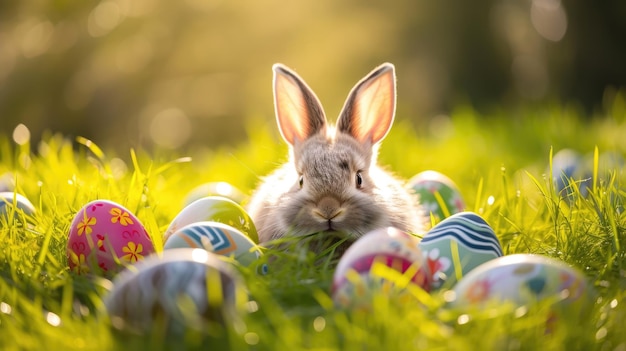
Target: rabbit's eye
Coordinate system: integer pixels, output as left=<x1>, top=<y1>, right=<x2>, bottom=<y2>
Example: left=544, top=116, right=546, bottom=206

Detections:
left=298, top=175, right=304, bottom=188
left=355, top=171, right=363, bottom=189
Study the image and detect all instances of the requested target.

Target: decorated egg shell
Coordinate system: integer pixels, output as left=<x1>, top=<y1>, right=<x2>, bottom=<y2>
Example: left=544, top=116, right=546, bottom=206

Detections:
left=183, top=182, right=246, bottom=206
left=451, top=254, right=591, bottom=309
left=0, top=173, right=15, bottom=192
left=418, top=211, right=502, bottom=289
left=164, top=221, right=265, bottom=270
left=332, top=227, right=431, bottom=308
left=0, top=192, right=36, bottom=219
left=165, top=196, right=258, bottom=244
left=104, top=248, right=248, bottom=335
left=67, top=200, right=155, bottom=275
left=551, top=149, right=592, bottom=199
left=407, top=170, right=465, bottom=224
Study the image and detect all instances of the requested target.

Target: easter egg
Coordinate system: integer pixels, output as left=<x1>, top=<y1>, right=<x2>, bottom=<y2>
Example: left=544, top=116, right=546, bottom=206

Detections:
left=331, top=227, right=431, bottom=308
left=418, top=212, right=502, bottom=289
left=0, top=173, right=14, bottom=192
left=104, top=248, right=248, bottom=335
left=551, top=149, right=591, bottom=198
left=67, top=200, right=156, bottom=275
left=0, top=192, right=35, bottom=219
left=451, top=254, right=590, bottom=309
left=165, top=196, right=258, bottom=244
left=164, top=221, right=265, bottom=270
left=407, top=170, right=465, bottom=224
left=184, top=182, right=246, bottom=206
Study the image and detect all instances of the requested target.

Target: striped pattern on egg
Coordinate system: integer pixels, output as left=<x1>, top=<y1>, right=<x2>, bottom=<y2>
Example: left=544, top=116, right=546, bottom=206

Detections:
left=164, top=196, right=258, bottom=244
left=164, top=221, right=264, bottom=269
left=418, top=212, right=502, bottom=289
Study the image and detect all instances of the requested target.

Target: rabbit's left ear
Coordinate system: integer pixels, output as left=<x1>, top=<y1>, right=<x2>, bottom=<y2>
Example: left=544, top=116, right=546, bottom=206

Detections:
left=337, top=63, right=396, bottom=145
left=273, top=64, right=327, bottom=146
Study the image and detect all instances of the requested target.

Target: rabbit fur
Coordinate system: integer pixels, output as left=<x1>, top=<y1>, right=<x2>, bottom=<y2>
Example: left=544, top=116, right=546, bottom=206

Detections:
left=246, top=63, right=425, bottom=245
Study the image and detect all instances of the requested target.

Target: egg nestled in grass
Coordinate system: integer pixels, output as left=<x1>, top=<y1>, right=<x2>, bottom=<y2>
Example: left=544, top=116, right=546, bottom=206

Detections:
left=331, top=227, right=431, bottom=309
left=66, top=200, right=156, bottom=275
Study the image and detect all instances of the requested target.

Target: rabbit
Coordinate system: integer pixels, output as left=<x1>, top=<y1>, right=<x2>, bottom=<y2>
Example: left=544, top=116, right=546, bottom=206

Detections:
left=246, top=62, right=426, bottom=247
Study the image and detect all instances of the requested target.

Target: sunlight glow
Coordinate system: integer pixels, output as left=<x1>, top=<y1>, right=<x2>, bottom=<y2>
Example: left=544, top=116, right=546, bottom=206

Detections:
left=46, top=312, right=62, bottom=327
left=12, top=124, right=30, bottom=145
left=150, top=108, right=192, bottom=149
left=531, top=0, right=567, bottom=42
left=191, top=248, right=210, bottom=263
left=88, top=1, right=123, bottom=37
left=313, top=316, right=326, bottom=332
left=244, top=332, right=259, bottom=345
left=0, top=302, right=12, bottom=315
left=457, top=314, right=470, bottom=325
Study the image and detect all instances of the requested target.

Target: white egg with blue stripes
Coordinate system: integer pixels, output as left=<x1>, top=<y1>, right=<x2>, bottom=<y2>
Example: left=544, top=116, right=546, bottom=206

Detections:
left=418, top=211, right=502, bottom=289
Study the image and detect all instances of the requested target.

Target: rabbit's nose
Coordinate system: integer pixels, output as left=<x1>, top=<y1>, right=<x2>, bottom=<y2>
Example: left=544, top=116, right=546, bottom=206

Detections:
left=313, top=196, right=343, bottom=220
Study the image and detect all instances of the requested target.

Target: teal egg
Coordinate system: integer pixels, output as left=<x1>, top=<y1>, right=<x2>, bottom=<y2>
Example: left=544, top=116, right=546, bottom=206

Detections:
left=418, top=212, right=502, bottom=289
left=407, top=171, right=465, bottom=225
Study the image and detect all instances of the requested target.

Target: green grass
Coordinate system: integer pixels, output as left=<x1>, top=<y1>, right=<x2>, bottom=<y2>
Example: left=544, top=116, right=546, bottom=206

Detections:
left=1, top=96, right=626, bottom=350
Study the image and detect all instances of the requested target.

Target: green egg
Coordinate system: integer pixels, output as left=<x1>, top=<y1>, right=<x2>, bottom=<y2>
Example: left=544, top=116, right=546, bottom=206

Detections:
left=165, top=196, right=258, bottom=244
left=407, top=170, right=465, bottom=224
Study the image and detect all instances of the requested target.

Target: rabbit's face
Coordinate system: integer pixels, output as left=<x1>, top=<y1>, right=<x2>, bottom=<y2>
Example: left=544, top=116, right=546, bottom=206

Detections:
left=279, top=132, right=385, bottom=238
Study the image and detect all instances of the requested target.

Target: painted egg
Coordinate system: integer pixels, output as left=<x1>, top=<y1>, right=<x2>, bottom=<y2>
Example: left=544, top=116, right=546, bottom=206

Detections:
left=164, top=196, right=258, bottom=244
left=104, top=248, right=248, bottom=335
left=451, top=254, right=591, bottom=309
left=418, top=212, right=502, bottom=289
left=551, top=149, right=591, bottom=198
left=183, top=182, right=246, bottom=206
left=331, top=227, right=431, bottom=308
left=0, top=192, right=35, bottom=219
left=164, top=221, right=265, bottom=271
left=67, top=200, right=156, bottom=275
left=407, top=170, right=465, bottom=225
left=0, top=173, right=15, bottom=192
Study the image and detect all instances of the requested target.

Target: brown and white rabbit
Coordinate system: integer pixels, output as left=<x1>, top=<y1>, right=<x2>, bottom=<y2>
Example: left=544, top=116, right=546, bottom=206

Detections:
left=247, top=63, right=425, bottom=246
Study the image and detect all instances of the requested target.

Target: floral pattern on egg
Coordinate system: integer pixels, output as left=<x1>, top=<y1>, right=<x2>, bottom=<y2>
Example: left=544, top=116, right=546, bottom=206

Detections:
left=67, top=200, right=155, bottom=275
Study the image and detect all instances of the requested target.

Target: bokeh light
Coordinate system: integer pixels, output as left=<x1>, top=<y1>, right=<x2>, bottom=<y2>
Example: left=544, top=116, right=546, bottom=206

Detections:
left=0, top=0, right=623, bottom=152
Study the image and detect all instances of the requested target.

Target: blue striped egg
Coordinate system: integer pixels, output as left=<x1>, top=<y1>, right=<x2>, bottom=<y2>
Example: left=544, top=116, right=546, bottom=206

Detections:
left=164, top=221, right=265, bottom=272
left=418, top=212, right=502, bottom=289
left=0, top=192, right=35, bottom=220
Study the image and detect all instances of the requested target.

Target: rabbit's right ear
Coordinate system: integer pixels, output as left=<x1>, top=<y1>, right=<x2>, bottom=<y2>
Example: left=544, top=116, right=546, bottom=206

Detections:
left=273, top=64, right=327, bottom=146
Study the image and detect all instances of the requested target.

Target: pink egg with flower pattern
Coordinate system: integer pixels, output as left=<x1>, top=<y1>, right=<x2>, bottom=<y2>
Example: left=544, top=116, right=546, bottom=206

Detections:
left=331, top=227, right=432, bottom=309
left=67, top=200, right=155, bottom=275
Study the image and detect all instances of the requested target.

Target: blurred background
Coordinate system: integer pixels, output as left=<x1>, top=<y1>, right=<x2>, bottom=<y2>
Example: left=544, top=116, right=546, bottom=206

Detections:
left=0, top=0, right=625, bottom=153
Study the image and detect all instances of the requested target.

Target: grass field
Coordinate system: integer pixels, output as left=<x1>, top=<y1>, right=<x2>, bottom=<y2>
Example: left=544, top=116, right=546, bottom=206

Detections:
left=1, top=96, right=625, bottom=350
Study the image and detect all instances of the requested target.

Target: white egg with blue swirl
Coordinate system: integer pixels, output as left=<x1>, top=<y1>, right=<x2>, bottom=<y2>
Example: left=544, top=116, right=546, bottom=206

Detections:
left=418, top=212, right=502, bottom=289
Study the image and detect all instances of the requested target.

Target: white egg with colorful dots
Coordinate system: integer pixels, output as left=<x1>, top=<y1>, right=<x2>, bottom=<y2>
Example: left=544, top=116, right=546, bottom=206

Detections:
left=451, top=254, right=592, bottom=311
left=418, top=212, right=503, bottom=289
